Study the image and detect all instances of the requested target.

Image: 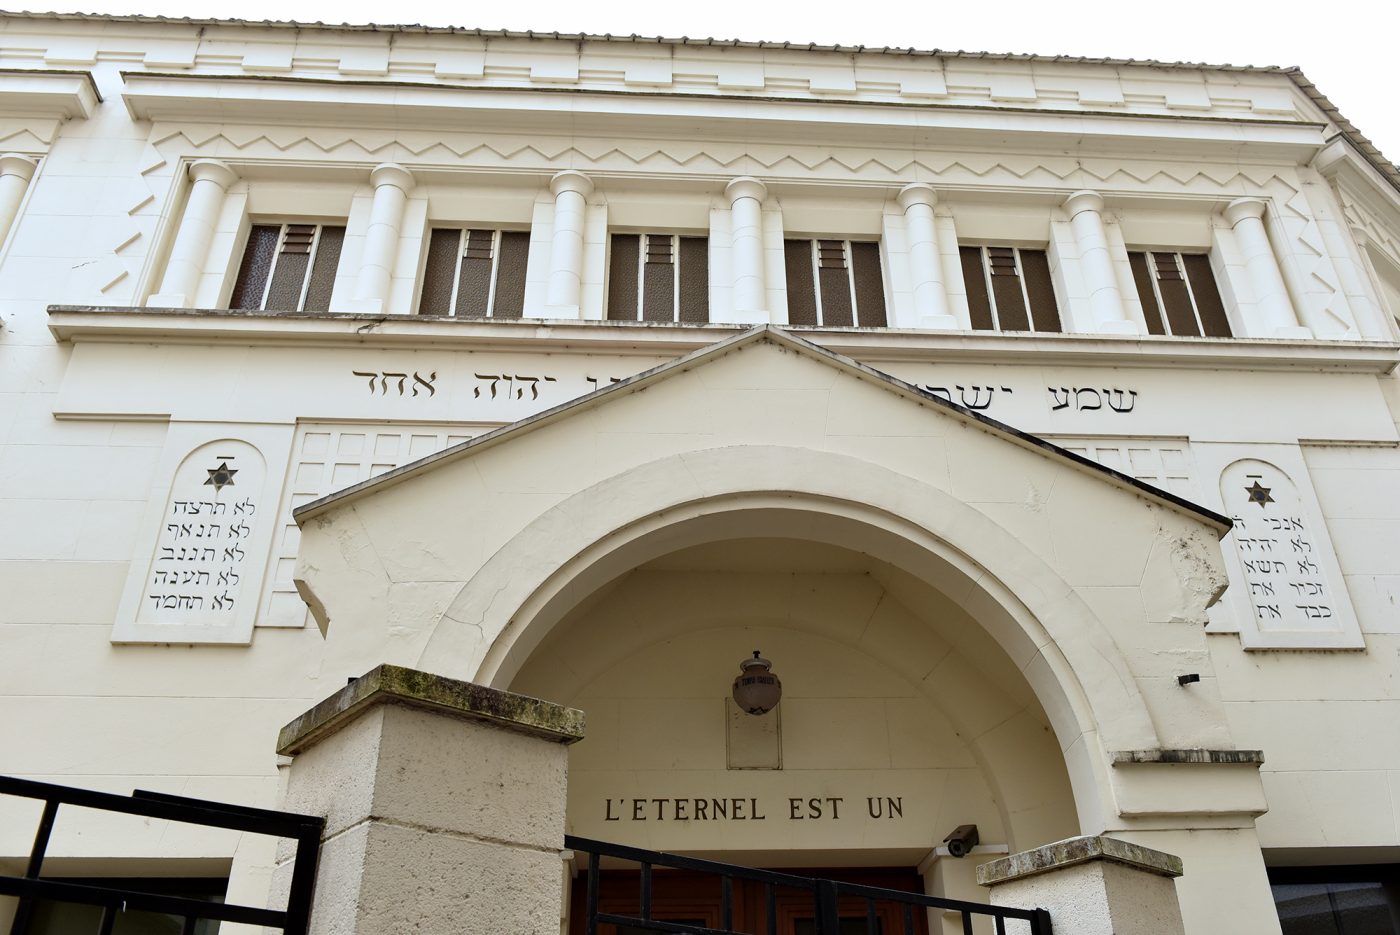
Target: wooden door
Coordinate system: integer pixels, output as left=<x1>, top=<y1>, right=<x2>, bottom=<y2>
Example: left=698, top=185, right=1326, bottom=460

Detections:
left=570, top=867, right=929, bottom=935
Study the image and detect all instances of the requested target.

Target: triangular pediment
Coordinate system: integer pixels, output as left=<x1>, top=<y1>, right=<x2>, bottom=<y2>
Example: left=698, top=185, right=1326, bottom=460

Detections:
left=294, top=325, right=1227, bottom=533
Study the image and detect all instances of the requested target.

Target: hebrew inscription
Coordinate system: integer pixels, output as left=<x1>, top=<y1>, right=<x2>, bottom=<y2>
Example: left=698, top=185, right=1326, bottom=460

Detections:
left=139, top=440, right=263, bottom=630
left=353, top=370, right=438, bottom=397
left=348, top=369, right=630, bottom=403
left=920, top=384, right=1013, bottom=411
left=1048, top=386, right=1138, bottom=413
left=1221, top=459, right=1337, bottom=633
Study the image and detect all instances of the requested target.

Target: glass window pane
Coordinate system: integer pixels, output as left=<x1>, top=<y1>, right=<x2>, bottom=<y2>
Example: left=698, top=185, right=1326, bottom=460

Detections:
left=960, top=246, right=994, bottom=331
left=642, top=234, right=675, bottom=322
left=228, top=224, right=279, bottom=310
left=678, top=236, right=709, bottom=323
left=784, top=240, right=818, bottom=326
left=1183, top=253, right=1232, bottom=337
left=303, top=225, right=344, bottom=313
left=456, top=230, right=496, bottom=319
left=417, top=228, right=461, bottom=316
left=607, top=234, right=641, bottom=321
left=850, top=241, right=887, bottom=327
left=1128, top=250, right=1166, bottom=335
left=1020, top=249, right=1062, bottom=332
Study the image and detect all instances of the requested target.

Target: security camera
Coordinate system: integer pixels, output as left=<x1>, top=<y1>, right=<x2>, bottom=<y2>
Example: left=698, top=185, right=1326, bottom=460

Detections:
left=942, top=824, right=980, bottom=858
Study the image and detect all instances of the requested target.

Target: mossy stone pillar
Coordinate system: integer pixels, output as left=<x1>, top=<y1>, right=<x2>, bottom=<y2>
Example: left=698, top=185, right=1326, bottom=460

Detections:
left=977, top=835, right=1186, bottom=935
left=271, top=664, right=585, bottom=935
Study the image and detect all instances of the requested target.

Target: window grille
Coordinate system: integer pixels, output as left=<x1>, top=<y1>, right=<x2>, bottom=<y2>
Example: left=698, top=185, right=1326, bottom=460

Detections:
left=959, top=245, right=1062, bottom=333
left=606, top=233, right=709, bottom=323
left=1127, top=250, right=1232, bottom=337
left=783, top=239, right=887, bottom=327
left=230, top=223, right=345, bottom=312
left=417, top=228, right=530, bottom=318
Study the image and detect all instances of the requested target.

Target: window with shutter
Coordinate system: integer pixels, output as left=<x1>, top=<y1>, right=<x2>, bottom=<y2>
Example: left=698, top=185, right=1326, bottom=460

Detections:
left=416, top=228, right=531, bottom=318
left=959, top=245, right=1062, bottom=333
left=229, top=222, right=345, bottom=312
left=1127, top=250, right=1231, bottom=337
left=606, top=233, right=709, bottom=323
left=782, top=239, right=887, bottom=327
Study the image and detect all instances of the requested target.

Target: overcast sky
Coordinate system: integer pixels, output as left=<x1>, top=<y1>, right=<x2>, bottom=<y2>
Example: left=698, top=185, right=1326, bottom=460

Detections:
left=55, top=0, right=1400, bottom=164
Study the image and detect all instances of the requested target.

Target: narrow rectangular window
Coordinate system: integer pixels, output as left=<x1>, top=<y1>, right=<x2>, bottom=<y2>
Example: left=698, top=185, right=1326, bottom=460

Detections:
left=960, top=245, right=1060, bottom=333
left=784, top=238, right=887, bottom=327
left=605, top=233, right=709, bottom=323
left=1128, top=250, right=1232, bottom=338
left=417, top=228, right=532, bottom=318
left=230, top=222, right=345, bottom=313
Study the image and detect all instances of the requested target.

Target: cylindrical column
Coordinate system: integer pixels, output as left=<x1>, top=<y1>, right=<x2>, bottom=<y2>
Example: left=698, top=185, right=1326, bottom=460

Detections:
left=0, top=153, right=37, bottom=249
left=1224, top=197, right=1309, bottom=338
left=725, top=176, right=768, bottom=316
left=352, top=163, right=415, bottom=312
left=546, top=170, right=594, bottom=311
left=897, top=183, right=954, bottom=328
left=1064, top=190, right=1135, bottom=333
left=151, top=159, right=237, bottom=307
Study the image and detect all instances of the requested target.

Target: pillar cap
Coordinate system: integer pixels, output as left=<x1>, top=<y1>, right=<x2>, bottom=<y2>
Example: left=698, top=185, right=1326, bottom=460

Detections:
left=0, top=153, right=37, bottom=182
left=896, top=182, right=937, bottom=211
left=369, top=162, right=415, bottom=194
left=550, top=169, right=594, bottom=198
left=1063, top=189, right=1105, bottom=218
left=725, top=176, right=768, bottom=204
left=1224, top=197, right=1268, bottom=227
left=188, top=158, right=237, bottom=191
left=976, top=835, right=1184, bottom=887
left=276, top=663, right=586, bottom=756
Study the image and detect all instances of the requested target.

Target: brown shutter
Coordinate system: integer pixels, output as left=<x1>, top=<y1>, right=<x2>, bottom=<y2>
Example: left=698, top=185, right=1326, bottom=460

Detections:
left=960, top=246, right=994, bottom=331
left=1128, top=251, right=1166, bottom=335
left=1183, top=253, right=1231, bottom=337
left=455, top=229, right=496, bottom=318
left=1019, top=249, right=1061, bottom=332
left=816, top=240, right=854, bottom=326
left=491, top=231, right=529, bottom=319
left=303, top=225, right=343, bottom=313
left=263, top=224, right=316, bottom=311
left=642, top=234, right=675, bottom=322
left=417, top=229, right=460, bottom=316
left=850, top=241, right=887, bottom=327
left=1153, top=252, right=1200, bottom=336
left=988, top=247, right=1029, bottom=331
left=678, top=236, right=709, bottom=323
left=784, top=240, right=818, bottom=326
left=607, top=234, right=640, bottom=321
left=229, top=224, right=279, bottom=310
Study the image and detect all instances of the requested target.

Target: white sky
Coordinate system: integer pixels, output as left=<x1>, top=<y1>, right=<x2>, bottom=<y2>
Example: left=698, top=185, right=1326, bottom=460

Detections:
left=52, top=0, right=1400, bottom=165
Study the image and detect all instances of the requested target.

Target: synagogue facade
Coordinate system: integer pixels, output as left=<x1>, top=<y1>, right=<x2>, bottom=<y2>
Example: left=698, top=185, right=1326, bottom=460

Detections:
left=1, top=12, right=1399, bottom=934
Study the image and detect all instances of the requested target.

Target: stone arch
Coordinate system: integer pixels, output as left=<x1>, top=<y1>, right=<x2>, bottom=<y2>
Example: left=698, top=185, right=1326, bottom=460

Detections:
left=416, top=445, right=1163, bottom=833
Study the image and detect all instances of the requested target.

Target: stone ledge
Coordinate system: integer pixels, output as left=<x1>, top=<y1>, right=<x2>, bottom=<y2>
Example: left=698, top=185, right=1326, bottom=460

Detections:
left=1109, top=749, right=1265, bottom=766
left=976, top=835, right=1183, bottom=886
left=277, top=664, right=585, bottom=755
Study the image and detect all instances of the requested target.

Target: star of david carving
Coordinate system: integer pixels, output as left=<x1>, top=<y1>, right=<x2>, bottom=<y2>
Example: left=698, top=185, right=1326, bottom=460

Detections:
left=205, top=461, right=238, bottom=492
left=1244, top=480, right=1273, bottom=508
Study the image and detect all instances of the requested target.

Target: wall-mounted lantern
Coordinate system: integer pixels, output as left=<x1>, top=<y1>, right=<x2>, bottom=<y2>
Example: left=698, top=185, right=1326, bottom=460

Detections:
left=732, top=651, right=782, bottom=716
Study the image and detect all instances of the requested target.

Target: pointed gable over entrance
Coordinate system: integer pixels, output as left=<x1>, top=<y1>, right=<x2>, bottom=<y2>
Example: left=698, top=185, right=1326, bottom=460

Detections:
left=291, top=325, right=1245, bottom=839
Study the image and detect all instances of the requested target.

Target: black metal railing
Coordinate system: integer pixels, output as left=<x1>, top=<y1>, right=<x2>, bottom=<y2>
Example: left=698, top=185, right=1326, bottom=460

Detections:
left=566, top=835, right=1052, bottom=935
left=0, top=775, right=323, bottom=935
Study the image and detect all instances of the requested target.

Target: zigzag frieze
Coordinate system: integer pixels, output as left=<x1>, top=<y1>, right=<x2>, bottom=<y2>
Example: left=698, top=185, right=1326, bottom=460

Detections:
left=140, top=125, right=1309, bottom=199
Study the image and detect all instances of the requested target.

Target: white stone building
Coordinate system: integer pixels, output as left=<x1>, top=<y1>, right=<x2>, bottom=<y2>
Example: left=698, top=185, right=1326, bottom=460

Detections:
left=1, top=11, right=1399, bottom=934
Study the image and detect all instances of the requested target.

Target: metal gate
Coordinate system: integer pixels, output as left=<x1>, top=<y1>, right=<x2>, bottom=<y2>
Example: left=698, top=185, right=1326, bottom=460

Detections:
left=567, top=835, right=1052, bottom=935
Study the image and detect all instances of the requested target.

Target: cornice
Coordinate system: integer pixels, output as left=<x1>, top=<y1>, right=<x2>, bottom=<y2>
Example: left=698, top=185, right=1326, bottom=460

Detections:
left=0, top=67, right=99, bottom=120
left=46, top=306, right=1400, bottom=374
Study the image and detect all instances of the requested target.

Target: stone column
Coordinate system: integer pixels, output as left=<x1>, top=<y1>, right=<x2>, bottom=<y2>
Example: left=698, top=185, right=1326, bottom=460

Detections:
left=725, top=176, right=769, bottom=320
left=150, top=159, right=238, bottom=307
left=978, top=835, right=1186, bottom=935
left=1064, top=190, right=1138, bottom=334
left=546, top=170, right=594, bottom=313
left=896, top=183, right=956, bottom=329
left=349, top=163, right=415, bottom=314
left=0, top=153, right=37, bottom=249
left=272, top=664, right=585, bottom=935
left=1224, top=197, right=1312, bottom=338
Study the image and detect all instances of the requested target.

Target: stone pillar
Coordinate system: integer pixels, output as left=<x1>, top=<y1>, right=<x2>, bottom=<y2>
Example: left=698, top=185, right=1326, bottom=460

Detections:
left=896, top=183, right=956, bottom=329
left=1224, top=197, right=1312, bottom=338
left=978, top=835, right=1186, bottom=935
left=725, top=176, right=769, bottom=320
left=349, top=163, right=415, bottom=314
left=150, top=159, right=237, bottom=307
left=272, top=664, right=585, bottom=935
left=546, top=170, right=594, bottom=314
left=1064, top=190, right=1138, bottom=334
left=0, top=153, right=37, bottom=248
